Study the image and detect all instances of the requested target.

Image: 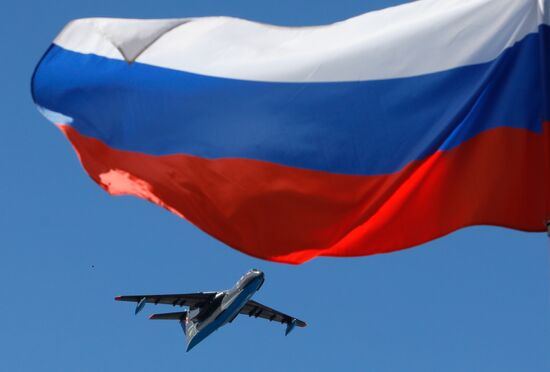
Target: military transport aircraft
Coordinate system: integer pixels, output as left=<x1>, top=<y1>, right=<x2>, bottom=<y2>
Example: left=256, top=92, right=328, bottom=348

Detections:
left=115, top=269, right=307, bottom=351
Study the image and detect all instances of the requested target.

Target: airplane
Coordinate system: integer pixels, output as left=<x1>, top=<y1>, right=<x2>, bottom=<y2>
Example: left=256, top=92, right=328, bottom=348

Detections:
left=115, top=269, right=307, bottom=351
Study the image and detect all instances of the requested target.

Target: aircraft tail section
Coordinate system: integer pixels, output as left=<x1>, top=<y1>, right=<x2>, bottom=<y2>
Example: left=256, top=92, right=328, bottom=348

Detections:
left=149, top=311, right=193, bottom=341
left=149, top=311, right=189, bottom=336
left=149, top=311, right=188, bottom=320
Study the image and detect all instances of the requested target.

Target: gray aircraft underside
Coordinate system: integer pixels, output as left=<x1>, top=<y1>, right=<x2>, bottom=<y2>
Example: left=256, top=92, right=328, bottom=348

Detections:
left=115, top=269, right=307, bottom=351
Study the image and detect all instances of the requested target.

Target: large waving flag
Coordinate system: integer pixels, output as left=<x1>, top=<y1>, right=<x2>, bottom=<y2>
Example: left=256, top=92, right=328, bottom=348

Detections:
left=32, top=0, right=549, bottom=263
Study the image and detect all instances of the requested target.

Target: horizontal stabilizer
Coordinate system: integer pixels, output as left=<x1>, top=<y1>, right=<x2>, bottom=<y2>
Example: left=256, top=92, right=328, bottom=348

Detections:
left=149, top=311, right=188, bottom=320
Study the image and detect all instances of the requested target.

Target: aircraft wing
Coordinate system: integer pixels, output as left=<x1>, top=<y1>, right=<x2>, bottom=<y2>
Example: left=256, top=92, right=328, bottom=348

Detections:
left=239, top=300, right=307, bottom=328
left=115, top=292, right=217, bottom=309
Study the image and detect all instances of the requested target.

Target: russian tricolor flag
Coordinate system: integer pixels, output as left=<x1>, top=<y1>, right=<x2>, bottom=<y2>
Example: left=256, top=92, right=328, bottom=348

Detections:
left=32, top=0, right=550, bottom=263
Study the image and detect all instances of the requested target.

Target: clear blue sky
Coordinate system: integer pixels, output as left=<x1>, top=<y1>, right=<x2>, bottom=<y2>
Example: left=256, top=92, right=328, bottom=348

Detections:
left=2, top=1, right=550, bottom=371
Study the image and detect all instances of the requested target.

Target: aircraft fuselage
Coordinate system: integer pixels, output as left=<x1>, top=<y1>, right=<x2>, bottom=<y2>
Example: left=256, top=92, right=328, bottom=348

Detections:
left=185, top=269, right=264, bottom=351
left=115, top=268, right=305, bottom=351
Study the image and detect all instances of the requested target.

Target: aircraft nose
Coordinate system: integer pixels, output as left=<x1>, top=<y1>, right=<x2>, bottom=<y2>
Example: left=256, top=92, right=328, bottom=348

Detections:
left=252, top=269, right=264, bottom=278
